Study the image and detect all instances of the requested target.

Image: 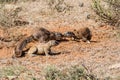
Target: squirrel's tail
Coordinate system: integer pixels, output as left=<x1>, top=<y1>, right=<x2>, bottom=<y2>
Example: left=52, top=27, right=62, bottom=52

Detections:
left=14, top=35, right=34, bottom=58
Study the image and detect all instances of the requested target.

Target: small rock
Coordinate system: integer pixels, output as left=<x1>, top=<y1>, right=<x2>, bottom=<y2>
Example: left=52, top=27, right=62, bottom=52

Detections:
left=79, top=2, right=84, bottom=7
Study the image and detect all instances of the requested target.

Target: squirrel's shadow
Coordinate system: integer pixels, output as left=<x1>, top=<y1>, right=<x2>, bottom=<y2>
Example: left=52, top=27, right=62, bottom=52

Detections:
left=57, top=39, right=69, bottom=42
left=34, top=51, right=70, bottom=56
left=35, top=52, right=61, bottom=56
left=90, top=40, right=99, bottom=43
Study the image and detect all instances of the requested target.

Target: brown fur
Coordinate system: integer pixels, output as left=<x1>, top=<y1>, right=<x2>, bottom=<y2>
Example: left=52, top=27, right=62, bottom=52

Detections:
left=63, top=31, right=76, bottom=40
left=49, top=32, right=63, bottom=41
left=32, top=28, right=63, bottom=42
left=32, top=27, right=51, bottom=42
left=13, top=27, right=63, bottom=58
left=27, top=40, right=59, bottom=57
left=13, top=27, right=51, bottom=58
left=13, top=36, right=33, bottom=58
left=13, top=40, right=27, bottom=57
left=73, top=27, right=92, bottom=42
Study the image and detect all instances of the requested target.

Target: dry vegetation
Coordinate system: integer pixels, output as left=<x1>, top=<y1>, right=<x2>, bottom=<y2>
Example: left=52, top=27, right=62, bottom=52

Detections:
left=0, top=0, right=120, bottom=80
left=92, top=0, right=120, bottom=27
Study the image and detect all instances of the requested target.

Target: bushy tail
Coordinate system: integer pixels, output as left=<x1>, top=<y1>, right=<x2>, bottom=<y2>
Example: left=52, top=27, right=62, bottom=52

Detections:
left=14, top=35, right=34, bottom=58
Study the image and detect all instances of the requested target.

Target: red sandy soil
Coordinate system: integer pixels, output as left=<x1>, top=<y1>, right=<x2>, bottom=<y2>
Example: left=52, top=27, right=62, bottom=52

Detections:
left=0, top=23, right=120, bottom=79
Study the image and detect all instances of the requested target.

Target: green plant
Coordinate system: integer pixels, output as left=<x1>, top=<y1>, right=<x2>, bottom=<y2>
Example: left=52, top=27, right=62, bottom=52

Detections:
left=0, top=65, right=38, bottom=80
left=0, top=65, right=26, bottom=78
left=44, top=65, right=98, bottom=80
left=44, top=66, right=61, bottom=80
left=92, top=0, right=120, bottom=27
left=61, top=65, right=97, bottom=80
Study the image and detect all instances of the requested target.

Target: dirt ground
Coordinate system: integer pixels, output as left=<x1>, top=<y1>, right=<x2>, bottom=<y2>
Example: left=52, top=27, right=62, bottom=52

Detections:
left=0, top=0, right=120, bottom=79
left=0, top=24, right=120, bottom=79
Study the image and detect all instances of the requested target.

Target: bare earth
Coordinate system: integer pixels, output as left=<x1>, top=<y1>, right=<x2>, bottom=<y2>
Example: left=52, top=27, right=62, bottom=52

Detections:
left=0, top=24, right=120, bottom=79
left=0, top=0, right=120, bottom=79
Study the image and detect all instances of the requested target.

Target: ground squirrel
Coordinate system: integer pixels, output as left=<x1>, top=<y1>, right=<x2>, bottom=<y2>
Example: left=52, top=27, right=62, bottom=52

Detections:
left=63, top=31, right=76, bottom=40
left=31, top=27, right=63, bottom=42
left=73, top=27, right=92, bottom=43
left=13, top=27, right=63, bottom=58
left=13, top=36, right=33, bottom=58
left=31, top=27, right=51, bottom=42
left=27, top=40, right=59, bottom=57
left=49, top=32, right=63, bottom=41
